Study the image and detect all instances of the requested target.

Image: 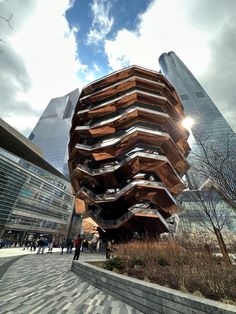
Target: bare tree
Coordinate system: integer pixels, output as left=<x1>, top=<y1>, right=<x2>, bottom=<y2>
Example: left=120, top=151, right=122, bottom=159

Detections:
left=0, top=13, right=13, bottom=29
left=180, top=175, right=234, bottom=264
left=189, top=132, right=236, bottom=205
left=0, top=0, right=13, bottom=33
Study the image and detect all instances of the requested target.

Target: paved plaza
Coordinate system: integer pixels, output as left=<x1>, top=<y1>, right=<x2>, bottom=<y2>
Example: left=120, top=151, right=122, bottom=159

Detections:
left=0, top=248, right=142, bottom=314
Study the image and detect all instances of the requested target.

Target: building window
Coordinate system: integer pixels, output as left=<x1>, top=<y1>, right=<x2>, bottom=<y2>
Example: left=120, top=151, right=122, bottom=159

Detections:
left=62, top=100, right=74, bottom=119
left=28, top=132, right=35, bottom=140
left=195, top=91, right=205, bottom=98
left=40, top=114, right=58, bottom=120
left=180, top=94, right=189, bottom=101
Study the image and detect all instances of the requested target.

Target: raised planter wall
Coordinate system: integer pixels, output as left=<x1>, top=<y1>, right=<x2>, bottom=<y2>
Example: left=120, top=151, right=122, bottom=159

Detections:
left=72, top=260, right=236, bottom=314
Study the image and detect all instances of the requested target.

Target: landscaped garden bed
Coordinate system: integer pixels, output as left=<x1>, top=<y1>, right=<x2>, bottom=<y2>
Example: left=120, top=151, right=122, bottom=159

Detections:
left=100, top=240, right=236, bottom=305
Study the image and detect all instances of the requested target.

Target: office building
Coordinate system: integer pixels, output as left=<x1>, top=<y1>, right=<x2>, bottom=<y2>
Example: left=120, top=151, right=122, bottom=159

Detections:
left=178, top=187, right=236, bottom=236
left=68, top=66, right=190, bottom=239
left=159, top=52, right=236, bottom=234
left=0, top=118, right=74, bottom=242
left=159, top=51, right=236, bottom=185
left=159, top=51, right=235, bottom=142
left=29, top=89, right=79, bottom=177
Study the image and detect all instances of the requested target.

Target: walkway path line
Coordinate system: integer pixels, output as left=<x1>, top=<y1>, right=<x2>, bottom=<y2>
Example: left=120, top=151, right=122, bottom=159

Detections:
left=0, top=255, right=25, bottom=280
left=0, top=252, right=143, bottom=313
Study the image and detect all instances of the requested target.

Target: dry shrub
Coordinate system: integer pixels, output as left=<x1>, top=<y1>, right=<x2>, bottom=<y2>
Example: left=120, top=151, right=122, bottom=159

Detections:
left=112, top=240, right=236, bottom=303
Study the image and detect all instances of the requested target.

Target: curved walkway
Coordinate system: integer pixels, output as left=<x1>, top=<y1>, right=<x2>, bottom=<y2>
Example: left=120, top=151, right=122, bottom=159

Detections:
left=0, top=250, right=142, bottom=314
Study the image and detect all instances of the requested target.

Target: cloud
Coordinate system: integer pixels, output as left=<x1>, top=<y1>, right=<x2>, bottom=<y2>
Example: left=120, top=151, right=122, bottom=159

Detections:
left=104, top=0, right=210, bottom=74
left=87, top=0, right=114, bottom=45
left=191, top=0, right=236, bottom=131
left=0, top=43, right=35, bottom=118
left=93, top=62, right=100, bottom=72
left=1, top=0, right=235, bottom=137
left=0, top=0, right=86, bottom=136
left=104, top=0, right=236, bottom=131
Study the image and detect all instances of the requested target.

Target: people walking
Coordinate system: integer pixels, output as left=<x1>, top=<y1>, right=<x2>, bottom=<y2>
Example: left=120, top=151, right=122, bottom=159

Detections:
left=105, top=240, right=112, bottom=259
left=48, top=241, right=53, bottom=253
left=30, top=240, right=36, bottom=251
left=82, top=239, right=89, bottom=253
left=44, top=238, right=49, bottom=251
left=96, top=237, right=101, bottom=252
left=36, top=238, right=45, bottom=254
left=60, top=239, right=66, bottom=255
left=73, top=235, right=83, bottom=260
left=23, top=240, right=28, bottom=250
left=90, top=233, right=98, bottom=253
left=66, top=239, right=73, bottom=254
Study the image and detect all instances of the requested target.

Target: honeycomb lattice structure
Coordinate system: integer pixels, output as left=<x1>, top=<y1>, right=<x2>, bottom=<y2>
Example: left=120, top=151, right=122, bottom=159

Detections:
left=69, top=66, right=190, bottom=238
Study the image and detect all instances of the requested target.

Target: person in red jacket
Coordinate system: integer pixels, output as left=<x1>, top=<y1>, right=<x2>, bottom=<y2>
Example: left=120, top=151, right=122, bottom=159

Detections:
left=73, top=234, right=83, bottom=260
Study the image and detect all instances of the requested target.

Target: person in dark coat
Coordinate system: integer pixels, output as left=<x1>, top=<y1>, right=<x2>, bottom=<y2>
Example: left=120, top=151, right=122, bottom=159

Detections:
left=82, top=239, right=89, bottom=253
left=66, top=239, right=73, bottom=254
left=60, top=239, right=66, bottom=255
left=73, top=235, right=83, bottom=260
left=37, top=238, right=45, bottom=254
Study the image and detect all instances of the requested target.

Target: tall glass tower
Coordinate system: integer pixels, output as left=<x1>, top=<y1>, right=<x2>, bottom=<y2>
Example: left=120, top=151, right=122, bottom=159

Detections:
left=159, top=52, right=235, bottom=142
left=159, top=52, right=236, bottom=235
left=29, top=89, right=79, bottom=177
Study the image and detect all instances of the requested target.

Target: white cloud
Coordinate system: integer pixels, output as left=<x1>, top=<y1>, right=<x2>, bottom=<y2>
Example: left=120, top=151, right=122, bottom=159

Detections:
left=104, top=0, right=236, bottom=131
left=1, top=0, right=235, bottom=136
left=93, top=62, right=100, bottom=72
left=1, top=0, right=86, bottom=136
left=87, top=0, right=114, bottom=45
left=104, top=0, right=211, bottom=75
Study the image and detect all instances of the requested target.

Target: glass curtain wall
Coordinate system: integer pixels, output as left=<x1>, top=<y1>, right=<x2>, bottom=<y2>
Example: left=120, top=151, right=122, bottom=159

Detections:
left=0, top=148, right=74, bottom=242
left=28, top=89, right=79, bottom=177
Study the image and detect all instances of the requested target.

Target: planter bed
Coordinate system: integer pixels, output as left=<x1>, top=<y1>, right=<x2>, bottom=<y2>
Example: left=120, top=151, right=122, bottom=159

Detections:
left=72, top=260, right=236, bottom=314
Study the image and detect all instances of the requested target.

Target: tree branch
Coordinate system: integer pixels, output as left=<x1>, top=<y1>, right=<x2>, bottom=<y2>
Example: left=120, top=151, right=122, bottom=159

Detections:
left=0, top=13, right=13, bottom=29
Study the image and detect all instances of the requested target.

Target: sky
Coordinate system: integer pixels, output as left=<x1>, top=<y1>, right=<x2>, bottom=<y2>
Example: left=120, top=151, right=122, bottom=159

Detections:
left=0, top=0, right=236, bottom=136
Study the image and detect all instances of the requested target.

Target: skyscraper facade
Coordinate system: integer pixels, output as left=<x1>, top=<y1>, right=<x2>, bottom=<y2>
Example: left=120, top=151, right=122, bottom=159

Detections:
left=159, top=52, right=236, bottom=236
left=159, top=52, right=235, bottom=142
left=29, top=89, right=79, bottom=177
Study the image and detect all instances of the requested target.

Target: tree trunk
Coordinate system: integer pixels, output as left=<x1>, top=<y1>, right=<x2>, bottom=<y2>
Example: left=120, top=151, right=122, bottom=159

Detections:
left=213, top=227, right=231, bottom=265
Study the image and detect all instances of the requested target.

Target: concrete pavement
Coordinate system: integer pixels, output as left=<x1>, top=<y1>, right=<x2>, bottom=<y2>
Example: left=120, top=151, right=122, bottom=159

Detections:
left=0, top=249, right=142, bottom=313
left=0, top=247, right=61, bottom=258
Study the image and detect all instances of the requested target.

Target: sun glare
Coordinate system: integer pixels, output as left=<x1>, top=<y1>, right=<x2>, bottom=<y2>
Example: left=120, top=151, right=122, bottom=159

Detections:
left=182, top=117, right=194, bottom=129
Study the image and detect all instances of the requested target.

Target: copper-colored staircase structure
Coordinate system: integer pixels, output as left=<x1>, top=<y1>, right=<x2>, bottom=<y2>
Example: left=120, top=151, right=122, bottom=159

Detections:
left=68, top=66, right=190, bottom=238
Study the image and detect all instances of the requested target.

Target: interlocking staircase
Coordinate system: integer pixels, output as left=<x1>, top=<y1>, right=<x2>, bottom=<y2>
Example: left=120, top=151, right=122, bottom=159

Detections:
left=68, top=66, right=190, bottom=238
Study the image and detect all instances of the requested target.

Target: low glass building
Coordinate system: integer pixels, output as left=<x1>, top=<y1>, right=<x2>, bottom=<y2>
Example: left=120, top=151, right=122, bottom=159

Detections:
left=0, top=148, right=73, bottom=242
left=0, top=118, right=74, bottom=243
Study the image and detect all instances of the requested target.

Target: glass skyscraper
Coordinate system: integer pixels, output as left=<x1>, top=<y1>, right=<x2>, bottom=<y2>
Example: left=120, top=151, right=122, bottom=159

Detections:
left=159, top=52, right=235, bottom=142
left=159, top=52, right=236, bottom=236
left=29, top=89, right=79, bottom=177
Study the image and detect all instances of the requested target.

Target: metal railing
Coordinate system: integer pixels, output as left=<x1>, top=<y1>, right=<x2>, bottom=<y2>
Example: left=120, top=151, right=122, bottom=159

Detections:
left=86, top=204, right=169, bottom=230
left=76, top=102, right=167, bottom=130
left=86, top=208, right=133, bottom=227
left=76, top=151, right=168, bottom=176
left=76, top=126, right=169, bottom=151
left=76, top=180, right=168, bottom=203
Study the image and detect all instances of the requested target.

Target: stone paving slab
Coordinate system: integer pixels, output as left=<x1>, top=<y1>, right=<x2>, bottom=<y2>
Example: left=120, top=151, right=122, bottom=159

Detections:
left=0, top=256, right=25, bottom=280
left=0, top=252, right=143, bottom=313
left=0, top=257, right=13, bottom=268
